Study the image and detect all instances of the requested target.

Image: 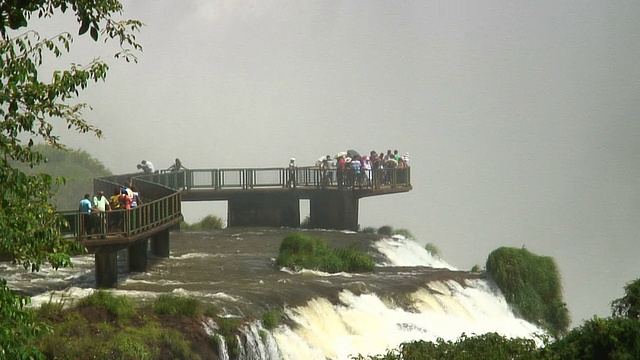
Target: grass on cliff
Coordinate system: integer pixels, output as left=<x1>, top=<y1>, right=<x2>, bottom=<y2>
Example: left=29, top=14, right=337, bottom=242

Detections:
left=485, top=246, right=570, bottom=338
left=276, top=232, right=375, bottom=273
left=32, top=291, right=280, bottom=360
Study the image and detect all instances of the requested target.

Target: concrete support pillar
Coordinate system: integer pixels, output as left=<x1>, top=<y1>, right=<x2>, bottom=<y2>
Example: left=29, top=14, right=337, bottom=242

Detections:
left=227, top=192, right=300, bottom=228
left=95, top=252, right=118, bottom=288
left=150, top=229, right=170, bottom=257
left=128, top=239, right=148, bottom=272
left=309, top=190, right=359, bottom=231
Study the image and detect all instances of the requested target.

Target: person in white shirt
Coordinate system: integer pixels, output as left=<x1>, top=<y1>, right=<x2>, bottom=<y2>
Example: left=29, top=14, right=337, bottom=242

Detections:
left=138, top=160, right=155, bottom=174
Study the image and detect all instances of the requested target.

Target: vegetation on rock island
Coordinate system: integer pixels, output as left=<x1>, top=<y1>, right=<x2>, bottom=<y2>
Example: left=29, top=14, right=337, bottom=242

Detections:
left=0, top=1, right=142, bottom=357
left=361, top=224, right=416, bottom=240
left=181, top=215, right=225, bottom=231
left=485, top=246, right=570, bottom=338
left=276, top=232, right=375, bottom=273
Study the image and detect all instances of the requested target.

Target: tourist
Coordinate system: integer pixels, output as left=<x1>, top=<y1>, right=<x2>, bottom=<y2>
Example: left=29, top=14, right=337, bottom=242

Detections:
left=287, top=158, right=297, bottom=188
left=167, top=158, right=185, bottom=172
left=108, top=187, right=122, bottom=232
left=138, top=160, right=155, bottom=174
left=350, top=156, right=362, bottom=188
left=78, top=193, right=93, bottom=237
left=336, top=156, right=346, bottom=189
left=93, top=190, right=111, bottom=236
left=361, top=156, right=372, bottom=187
left=321, top=155, right=333, bottom=187
left=93, top=190, right=111, bottom=212
left=130, top=185, right=142, bottom=208
left=119, top=188, right=133, bottom=210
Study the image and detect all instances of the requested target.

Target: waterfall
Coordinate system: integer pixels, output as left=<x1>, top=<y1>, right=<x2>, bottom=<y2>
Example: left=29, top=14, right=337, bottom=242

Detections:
left=217, top=334, right=230, bottom=360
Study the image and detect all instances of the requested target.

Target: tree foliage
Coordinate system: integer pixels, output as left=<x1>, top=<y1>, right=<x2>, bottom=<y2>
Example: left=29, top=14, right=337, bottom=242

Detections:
left=0, top=1, right=141, bottom=357
left=11, top=144, right=112, bottom=210
left=611, top=278, right=640, bottom=320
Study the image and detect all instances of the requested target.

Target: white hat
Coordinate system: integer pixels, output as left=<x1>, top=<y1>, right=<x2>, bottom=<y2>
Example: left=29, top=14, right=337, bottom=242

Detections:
left=290, top=158, right=296, bottom=162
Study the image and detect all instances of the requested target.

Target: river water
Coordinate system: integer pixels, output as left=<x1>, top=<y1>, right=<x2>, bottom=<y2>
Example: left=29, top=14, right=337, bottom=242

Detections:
left=2, top=228, right=543, bottom=359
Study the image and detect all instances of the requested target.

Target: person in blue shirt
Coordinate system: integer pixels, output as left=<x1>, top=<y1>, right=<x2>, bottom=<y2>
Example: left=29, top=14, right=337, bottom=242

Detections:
left=78, top=193, right=93, bottom=237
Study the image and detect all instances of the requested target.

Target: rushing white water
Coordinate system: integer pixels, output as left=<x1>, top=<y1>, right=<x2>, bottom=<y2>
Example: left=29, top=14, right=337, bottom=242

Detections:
left=3, top=230, right=545, bottom=359
left=265, top=236, right=544, bottom=359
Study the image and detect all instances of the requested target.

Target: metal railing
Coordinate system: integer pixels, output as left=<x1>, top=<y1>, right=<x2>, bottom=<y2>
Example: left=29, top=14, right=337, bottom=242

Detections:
left=60, top=188, right=181, bottom=241
left=60, top=166, right=410, bottom=240
left=150, top=167, right=411, bottom=190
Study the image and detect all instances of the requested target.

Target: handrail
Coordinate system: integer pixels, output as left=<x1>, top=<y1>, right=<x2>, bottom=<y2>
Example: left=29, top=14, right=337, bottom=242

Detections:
left=151, top=167, right=411, bottom=191
left=60, top=166, right=410, bottom=240
left=61, top=192, right=181, bottom=241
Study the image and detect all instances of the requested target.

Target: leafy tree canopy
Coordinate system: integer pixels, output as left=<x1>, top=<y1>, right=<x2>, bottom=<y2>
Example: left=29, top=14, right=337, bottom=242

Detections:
left=0, top=1, right=141, bottom=357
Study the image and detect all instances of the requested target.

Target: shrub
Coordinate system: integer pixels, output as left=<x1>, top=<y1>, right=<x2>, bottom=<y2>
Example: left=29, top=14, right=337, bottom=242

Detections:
left=182, top=215, right=224, bottom=230
left=360, top=226, right=377, bottom=234
left=76, top=290, right=135, bottom=319
left=262, top=310, right=280, bottom=330
left=393, top=228, right=415, bottom=240
left=424, top=243, right=441, bottom=258
left=351, top=333, right=541, bottom=360
left=486, top=247, right=569, bottom=337
left=546, top=316, right=640, bottom=359
left=300, top=215, right=311, bottom=229
left=153, top=294, right=200, bottom=317
left=276, top=232, right=374, bottom=273
left=377, top=225, right=393, bottom=236
left=471, top=264, right=482, bottom=272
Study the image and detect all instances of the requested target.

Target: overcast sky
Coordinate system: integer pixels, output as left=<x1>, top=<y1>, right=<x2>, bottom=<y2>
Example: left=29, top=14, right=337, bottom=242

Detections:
left=31, top=0, right=640, bottom=325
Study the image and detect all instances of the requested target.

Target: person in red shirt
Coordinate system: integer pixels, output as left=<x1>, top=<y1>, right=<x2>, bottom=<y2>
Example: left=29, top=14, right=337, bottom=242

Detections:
left=118, top=188, right=133, bottom=210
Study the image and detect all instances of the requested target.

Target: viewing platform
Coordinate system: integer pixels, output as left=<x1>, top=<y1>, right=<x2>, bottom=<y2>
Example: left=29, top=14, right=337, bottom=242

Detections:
left=60, top=166, right=412, bottom=287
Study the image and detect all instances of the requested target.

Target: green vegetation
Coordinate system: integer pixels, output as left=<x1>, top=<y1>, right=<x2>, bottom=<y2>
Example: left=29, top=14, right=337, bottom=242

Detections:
left=34, top=292, right=204, bottom=359
left=351, top=332, right=541, bottom=360
left=393, top=228, right=416, bottom=240
left=262, top=310, right=281, bottom=330
left=377, top=225, right=393, bottom=236
left=12, top=145, right=112, bottom=210
left=360, top=225, right=416, bottom=240
left=76, top=290, right=136, bottom=319
left=0, top=2, right=142, bottom=357
left=424, top=243, right=441, bottom=258
left=276, top=232, right=375, bottom=273
left=486, top=247, right=570, bottom=338
left=153, top=294, right=201, bottom=317
left=181, top=215, right=225, bottom=230
left=611, top=278, right=640, bottom=319
left=300, top=215, right=311, bottom=229
left=361, top=226, right=377, bottom=234
left=470, top=264, right=482, bottom=272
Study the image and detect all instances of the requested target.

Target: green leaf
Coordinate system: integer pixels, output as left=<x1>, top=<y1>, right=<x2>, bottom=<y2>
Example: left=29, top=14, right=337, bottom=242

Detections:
left=90, top=27, right=99, bottom=41
left=79, top=21, right=89, bottom=35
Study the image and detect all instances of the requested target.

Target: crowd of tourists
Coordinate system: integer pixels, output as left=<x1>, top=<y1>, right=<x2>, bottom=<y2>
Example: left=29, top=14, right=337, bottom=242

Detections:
left=78, top=177, right=143, bottom=238
left=287, top=149, right=410, bottom=189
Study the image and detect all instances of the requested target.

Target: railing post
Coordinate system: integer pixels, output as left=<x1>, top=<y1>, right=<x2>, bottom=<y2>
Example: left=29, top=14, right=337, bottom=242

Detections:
left=186, top=170, right=193, bottom=190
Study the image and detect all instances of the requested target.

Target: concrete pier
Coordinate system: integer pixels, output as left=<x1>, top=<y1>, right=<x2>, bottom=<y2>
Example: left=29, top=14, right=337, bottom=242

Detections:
left=309, top=190, right=359, bottom=231
left=227, top=192, right=300, bottom=228
left=128, top=239, right=148, bottom=272
left=95, top=252, right=118, bottom=288
left=151, top=229, right=170, bottom=257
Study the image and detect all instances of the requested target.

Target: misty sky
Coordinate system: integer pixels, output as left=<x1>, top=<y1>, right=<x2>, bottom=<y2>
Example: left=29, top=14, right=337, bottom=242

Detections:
left=30, top=1, right=640, bottom=325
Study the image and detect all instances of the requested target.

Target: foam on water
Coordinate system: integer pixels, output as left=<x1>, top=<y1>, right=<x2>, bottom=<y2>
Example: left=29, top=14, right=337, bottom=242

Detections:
left=374, top=235, right=457, bottom=269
